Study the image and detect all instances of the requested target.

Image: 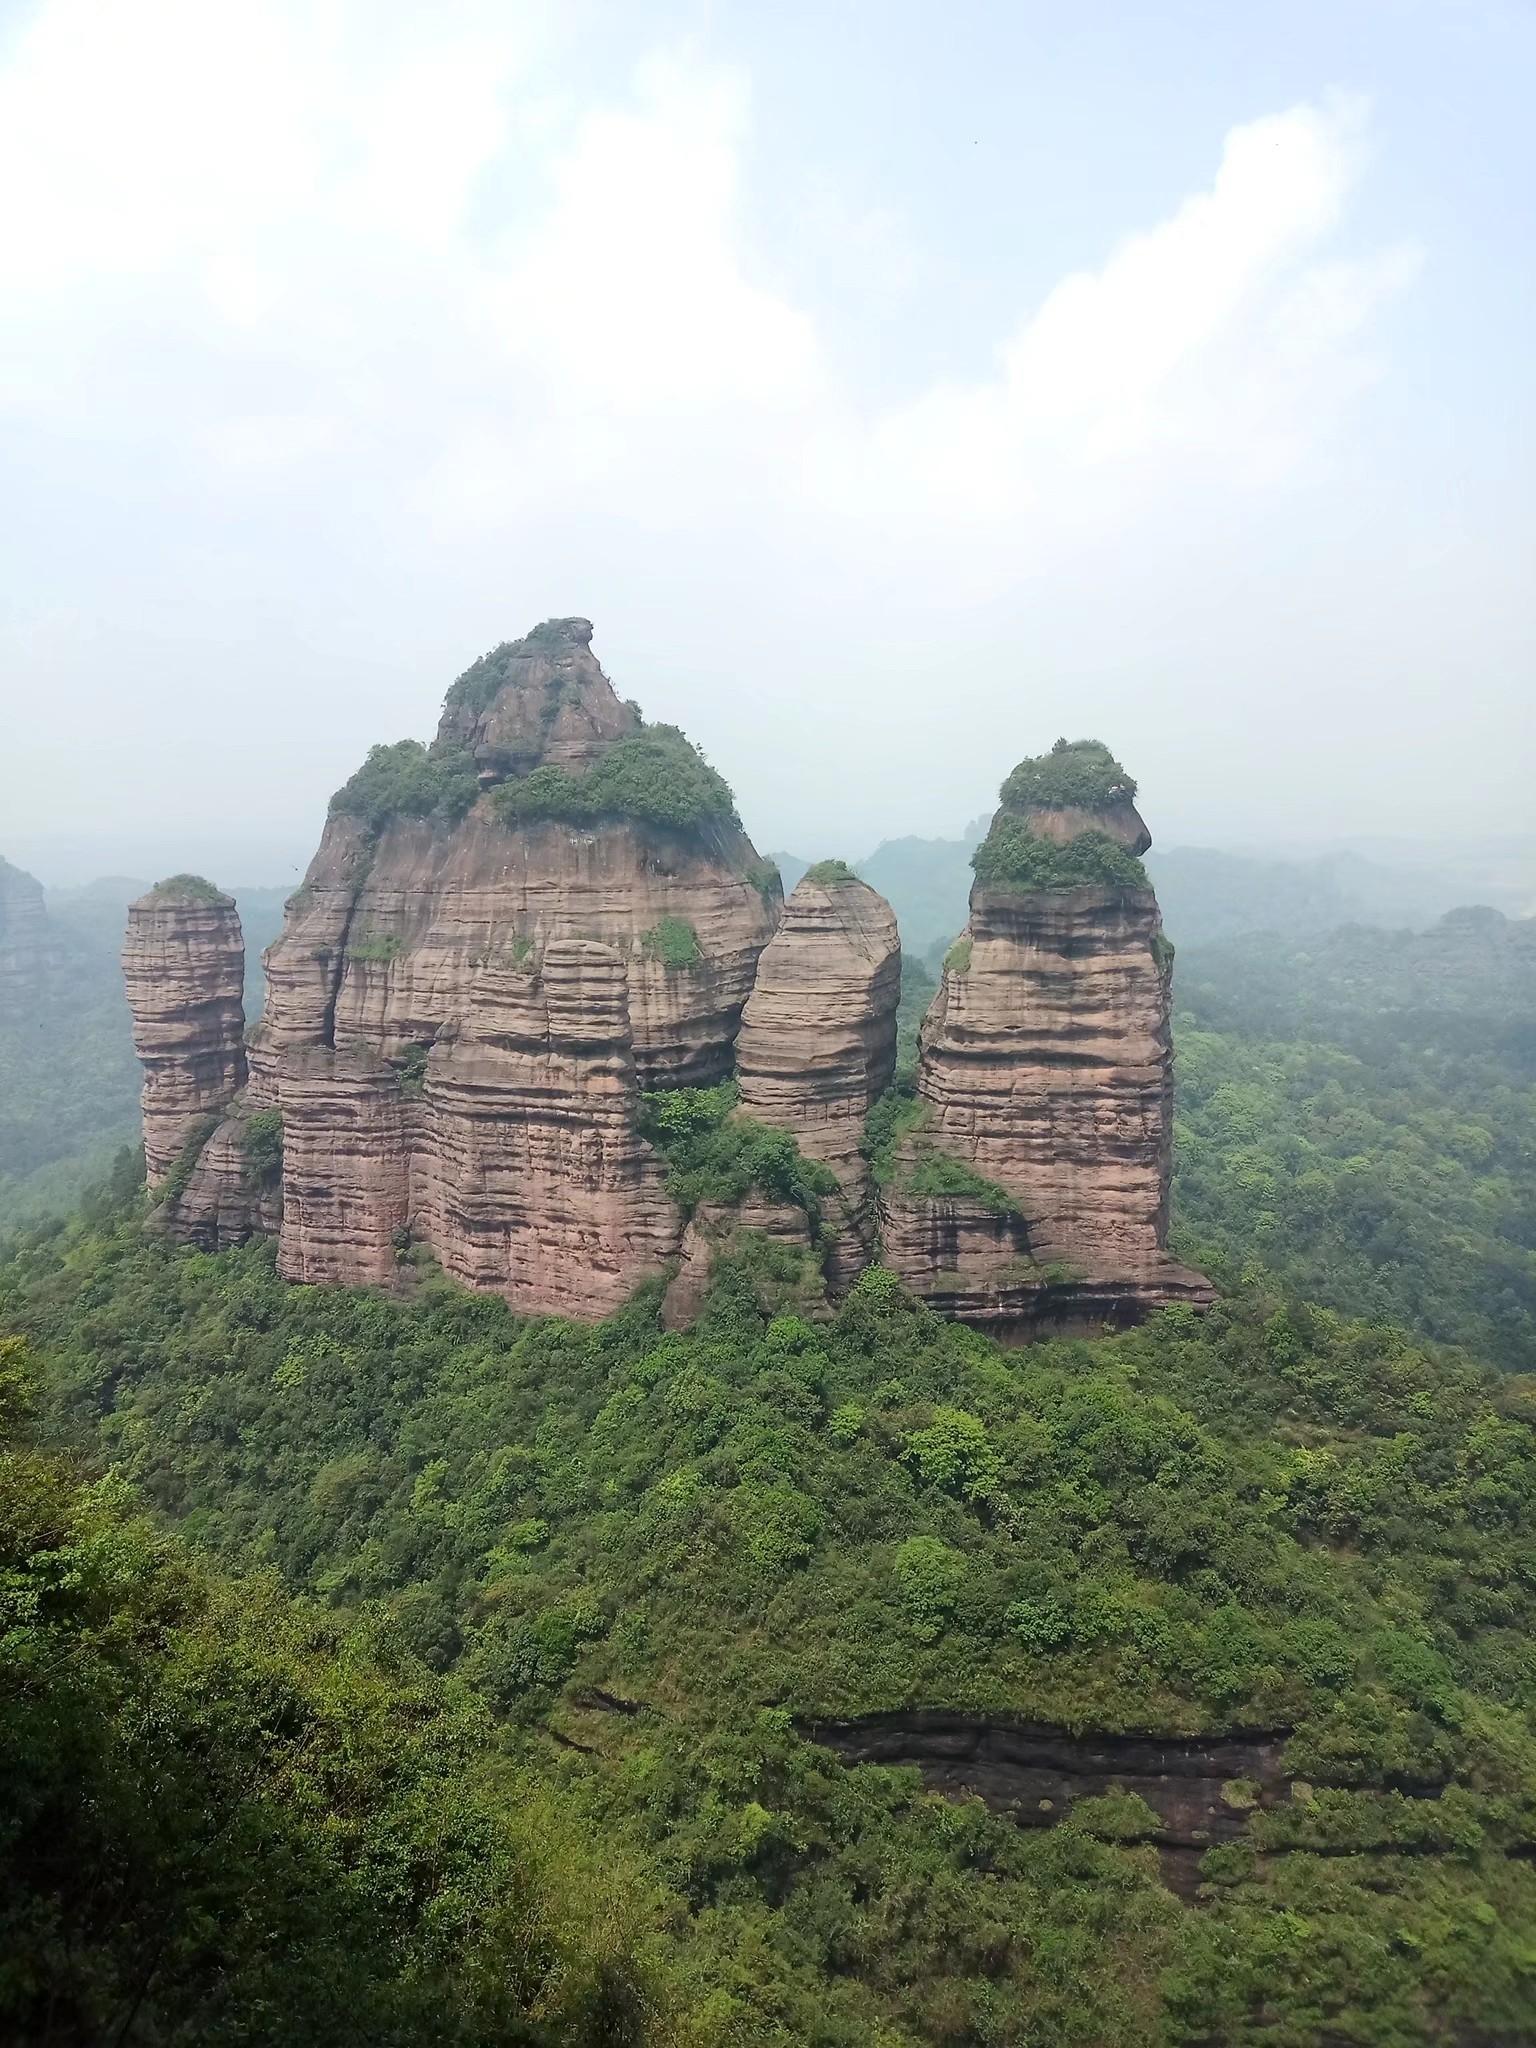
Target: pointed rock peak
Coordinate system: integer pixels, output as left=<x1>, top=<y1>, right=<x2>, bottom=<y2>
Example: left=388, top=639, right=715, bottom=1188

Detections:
left=435, top=616, right=640, bottom=782
left=971, top=738, right=1152, bottom=892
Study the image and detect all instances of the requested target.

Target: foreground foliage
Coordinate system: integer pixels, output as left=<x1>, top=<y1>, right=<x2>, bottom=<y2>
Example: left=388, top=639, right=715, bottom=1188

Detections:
left=7, top=1204, right=1536, bottom=2042
left=0, top=1340, right=697, bottom=2047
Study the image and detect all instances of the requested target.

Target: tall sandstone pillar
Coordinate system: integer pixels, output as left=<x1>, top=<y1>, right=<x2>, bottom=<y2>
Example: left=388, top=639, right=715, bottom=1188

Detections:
left=735, top=866, right=900, bottom=1286
left=122, top=878, right=247, bottom=1181
left=882, top=741, right=1211, bottom=1338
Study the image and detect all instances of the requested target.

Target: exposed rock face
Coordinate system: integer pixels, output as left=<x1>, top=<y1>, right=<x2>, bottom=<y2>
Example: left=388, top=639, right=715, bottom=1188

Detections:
left=735, top=872, right=900, bottom=1284
left=122, top=883, right=248, bottom=1182
left=409, top=941, right=681, bottom=1318
left=167, top=1113, right=283, bottom=1251
left=239, top=620, right=774, bottom=1312
left=0, top=857, right=62, bottom=1001
left=660, top=1191, right=822, bottom=1331
left=883, top=749, right=1211, bottom=1336
left=435, top=616, right=641, bottom=780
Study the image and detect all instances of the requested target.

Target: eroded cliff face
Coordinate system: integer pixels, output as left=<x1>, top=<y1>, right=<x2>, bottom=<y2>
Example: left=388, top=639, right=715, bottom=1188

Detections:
left=735, top=871, right=900, bottom=1285
left=882, top=746, right=1211, bottom=1336
left=241, top=618, right=775, bottom=1310
left=125, top=663, right=1207, bottom=1336
left=122, top=883, right=248, bottom=1182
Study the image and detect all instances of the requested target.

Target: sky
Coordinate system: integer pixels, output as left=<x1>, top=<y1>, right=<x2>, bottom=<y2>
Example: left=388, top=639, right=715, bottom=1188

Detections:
left=1, top=0, right=1532, bottom=885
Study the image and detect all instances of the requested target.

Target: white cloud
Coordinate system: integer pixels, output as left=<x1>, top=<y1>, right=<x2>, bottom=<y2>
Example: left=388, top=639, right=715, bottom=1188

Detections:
left=0, top=0, right=1437, bottom=854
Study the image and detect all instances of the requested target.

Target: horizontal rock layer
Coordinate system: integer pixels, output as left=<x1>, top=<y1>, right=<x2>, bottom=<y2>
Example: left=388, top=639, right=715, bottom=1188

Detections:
left=735, top=874, right=900, bottom=1287
left=122, top=889, right=248, bottom=1182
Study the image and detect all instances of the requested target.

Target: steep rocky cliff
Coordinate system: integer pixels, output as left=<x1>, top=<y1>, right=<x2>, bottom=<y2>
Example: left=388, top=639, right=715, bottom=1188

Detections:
left=735, top=864, right=900, bottom=1284
left=242, top=618, right=779, bottom=1304
left=123, top=650, right=1207, bottom=1335
left=121, top=878, right=248, bottom=1183
left=881, top=740, right=1211, bottom=1336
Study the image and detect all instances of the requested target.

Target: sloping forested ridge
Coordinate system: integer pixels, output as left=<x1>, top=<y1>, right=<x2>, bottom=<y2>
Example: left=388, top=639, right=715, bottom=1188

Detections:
left=0, top=1334, right=700, bottom=2046
left=5, top=1191, right=1536, bottom=2044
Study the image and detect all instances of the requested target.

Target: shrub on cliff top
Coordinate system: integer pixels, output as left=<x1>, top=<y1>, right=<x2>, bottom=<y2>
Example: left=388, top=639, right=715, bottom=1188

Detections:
left=492, top=725, right=737, bottom=836
left=971, top=819, right=1147, bottom=892
left=803, top=859, right=861, bottom=886
left=999, top=737, right=1137, bottom=813
left=146, top=873, right=229, bottom=906
left=329, top=741, right=480, bottom=833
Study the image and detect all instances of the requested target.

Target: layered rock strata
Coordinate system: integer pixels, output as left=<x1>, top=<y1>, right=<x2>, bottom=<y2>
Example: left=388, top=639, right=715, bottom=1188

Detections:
left=410, top=941, right=682, bottom=1318
left=883, top=746, right=1211, bottom=1336
left=735, top=871, right=900, bottom=1285
left=239, top=618, right=774, bottom=1308
left=122, top=881, right=248, bottom=1181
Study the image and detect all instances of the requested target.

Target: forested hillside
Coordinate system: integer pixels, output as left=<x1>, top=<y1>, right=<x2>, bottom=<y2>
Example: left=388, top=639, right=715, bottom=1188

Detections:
left=1172, top=911, right=1536, bottom=1369
left=6, top=1196, right=1536, bottom=2042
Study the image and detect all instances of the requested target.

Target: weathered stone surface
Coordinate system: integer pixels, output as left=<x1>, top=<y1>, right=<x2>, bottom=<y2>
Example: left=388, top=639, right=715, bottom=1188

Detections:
left=122, top=884, right=247, bottom=1182
left=274, top=1048, right=409, bottom=1288
left=883, top=787, right=1211, bottom=1337
left=414, top=941, right=682, bottom=1318
left=166, top=1108, right=282, bottom=1251
left=435, top=616, right=641, bottom=779
left=0, top=857, right=62, bottom=1002
left=254, top=810, right=775, bottom=1095
left=736, top=873, right=899, bottom=1286
left=238, top=621, right=774, bottom=1315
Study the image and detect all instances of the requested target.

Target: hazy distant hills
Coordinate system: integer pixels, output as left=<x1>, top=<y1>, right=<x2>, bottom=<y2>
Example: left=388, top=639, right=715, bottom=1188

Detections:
left=773, top=835, right=1536, bottom=960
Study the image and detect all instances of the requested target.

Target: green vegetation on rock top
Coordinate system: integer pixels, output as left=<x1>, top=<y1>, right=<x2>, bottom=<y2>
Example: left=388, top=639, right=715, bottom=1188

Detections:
left=329, top=740, right=480, bottom=833
left=971, top=818, right=1149, bottom=892
left=145, top=873, right=230, bottom=906
left=999, top=736, right=1138, bottom=813
left=803, top=858, right=861, bottom=886
left=441, top=621, right=594, bottom=720
left=492, top=724, right=738, bottom=836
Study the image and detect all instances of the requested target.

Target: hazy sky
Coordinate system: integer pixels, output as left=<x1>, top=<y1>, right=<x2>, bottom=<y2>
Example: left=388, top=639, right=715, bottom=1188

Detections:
left=2, top=0, right=1532, bottom=884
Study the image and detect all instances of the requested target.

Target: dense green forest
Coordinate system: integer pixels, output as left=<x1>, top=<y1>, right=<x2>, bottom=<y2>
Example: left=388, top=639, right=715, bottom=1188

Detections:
left=6, top=1193, right=1536, bottom=2042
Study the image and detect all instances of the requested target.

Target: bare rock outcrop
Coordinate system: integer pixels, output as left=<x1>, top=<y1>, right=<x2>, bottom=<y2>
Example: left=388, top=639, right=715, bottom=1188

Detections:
left=735, top=867, right=899, bottom=1284
left=412, top=940, right=682, bottom=1318
left=122, top=879, right=248, bottom=1182
left=239, top=620, right=773, bottom=1312
left=882, top=741, right=1211, bottom=1337
left=168, top=1112, right=284, bottom=1251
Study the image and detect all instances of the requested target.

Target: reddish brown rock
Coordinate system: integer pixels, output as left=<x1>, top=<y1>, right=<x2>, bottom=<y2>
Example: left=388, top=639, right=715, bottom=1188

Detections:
left=435, top=616, right=641, bottom=780
left=413, top=940, right=682, bottom=1318
left=122, top=879, right=247, bottom=1182
left=735, top=870, right=900, bottom=1286
left=166, top=1110, right=283, bottom=1251
left=276, top=1049, right=411, bottom=1287
left=883, top=750, right=1211, bottom=1337
left=240, top=620, right=773, bottom=1314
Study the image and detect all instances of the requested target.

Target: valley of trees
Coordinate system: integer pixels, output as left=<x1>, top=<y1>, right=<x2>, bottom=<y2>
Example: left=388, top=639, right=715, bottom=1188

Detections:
left=2, top=837, right=1535, bottom=2043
